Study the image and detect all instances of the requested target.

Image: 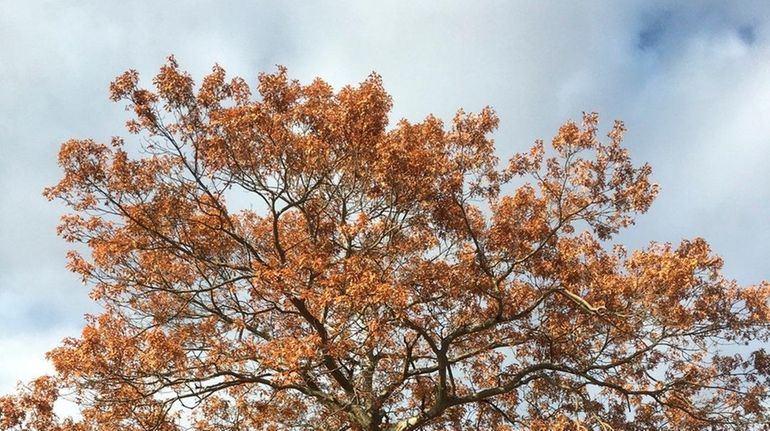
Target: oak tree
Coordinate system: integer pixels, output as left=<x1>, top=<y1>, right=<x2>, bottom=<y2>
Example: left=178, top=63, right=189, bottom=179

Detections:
left=3, top=57, right=770, bottom=430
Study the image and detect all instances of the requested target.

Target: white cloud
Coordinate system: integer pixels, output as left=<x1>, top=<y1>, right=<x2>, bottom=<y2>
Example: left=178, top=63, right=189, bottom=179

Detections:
left=0, top=327, right=78, bottom=394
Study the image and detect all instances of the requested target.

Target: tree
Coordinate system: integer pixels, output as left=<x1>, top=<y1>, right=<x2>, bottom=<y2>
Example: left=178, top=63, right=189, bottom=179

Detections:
left=2, top=57, right=769, bottom=431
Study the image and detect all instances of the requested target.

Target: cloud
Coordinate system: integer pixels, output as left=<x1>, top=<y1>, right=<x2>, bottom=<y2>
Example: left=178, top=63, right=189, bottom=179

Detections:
left=0, top=326, right=80, bottom=393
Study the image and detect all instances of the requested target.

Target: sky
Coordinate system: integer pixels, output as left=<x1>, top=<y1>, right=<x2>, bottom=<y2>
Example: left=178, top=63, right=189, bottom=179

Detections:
left=1, top=0, right=769, bottom=395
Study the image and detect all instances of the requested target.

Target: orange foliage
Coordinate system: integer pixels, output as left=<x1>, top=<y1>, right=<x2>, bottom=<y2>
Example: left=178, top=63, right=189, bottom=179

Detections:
left=2, top=56, right=769, bottom=430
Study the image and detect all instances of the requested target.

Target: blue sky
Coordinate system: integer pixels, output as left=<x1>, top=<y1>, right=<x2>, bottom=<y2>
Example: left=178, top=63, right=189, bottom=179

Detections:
left=1, top=1, right=769, bottom=394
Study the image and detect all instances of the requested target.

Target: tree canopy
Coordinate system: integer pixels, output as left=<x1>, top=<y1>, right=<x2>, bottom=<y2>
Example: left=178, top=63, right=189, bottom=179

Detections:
left=2, top=57, right=769, bottom=430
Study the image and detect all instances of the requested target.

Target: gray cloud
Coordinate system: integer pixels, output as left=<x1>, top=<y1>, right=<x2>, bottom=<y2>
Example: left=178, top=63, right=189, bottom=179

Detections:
left=1, top=0, right=769, bottom=393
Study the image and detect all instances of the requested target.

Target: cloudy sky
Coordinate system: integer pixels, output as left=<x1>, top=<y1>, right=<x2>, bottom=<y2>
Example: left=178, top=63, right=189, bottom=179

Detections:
left=1, top=1, right=769, bottom=394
